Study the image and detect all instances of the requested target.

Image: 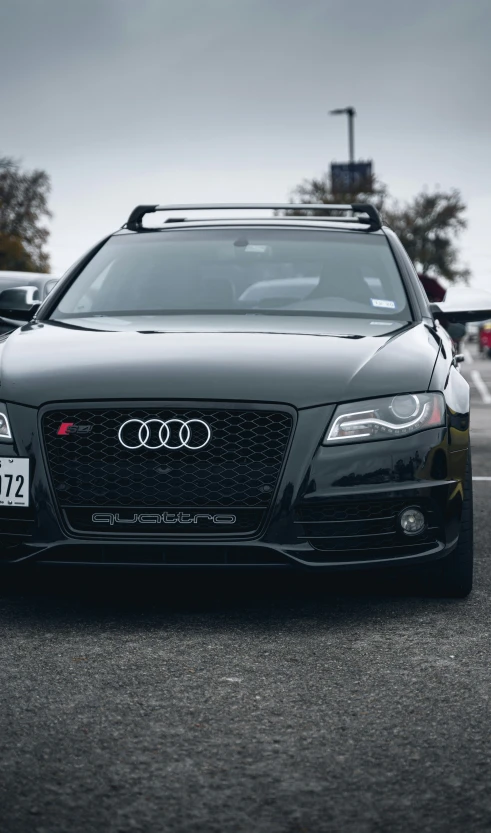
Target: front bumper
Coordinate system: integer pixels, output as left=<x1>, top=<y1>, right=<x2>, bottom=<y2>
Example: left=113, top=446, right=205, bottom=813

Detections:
left=0, top=401, right=468, bottom=569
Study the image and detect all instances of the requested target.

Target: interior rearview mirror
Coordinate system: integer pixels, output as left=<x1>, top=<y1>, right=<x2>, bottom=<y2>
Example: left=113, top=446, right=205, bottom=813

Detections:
left=0, top=286, right=41, bottom=321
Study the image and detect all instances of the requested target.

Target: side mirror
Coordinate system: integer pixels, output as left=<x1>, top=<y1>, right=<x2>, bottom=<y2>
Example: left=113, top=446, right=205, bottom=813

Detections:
left=0, top=286, right=41, bottom=321
left=43, top=278, right=58, bottom=299
left=429, top=291, right=491, bottom=324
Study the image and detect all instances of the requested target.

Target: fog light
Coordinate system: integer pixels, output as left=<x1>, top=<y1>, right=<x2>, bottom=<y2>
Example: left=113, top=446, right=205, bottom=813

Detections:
left=399, top=507, right=425, bottom=536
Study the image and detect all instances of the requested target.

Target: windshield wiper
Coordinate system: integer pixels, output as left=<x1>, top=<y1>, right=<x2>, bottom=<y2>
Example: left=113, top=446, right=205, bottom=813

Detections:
left=46, top=319, right=114, bottom=332
left=50, top=308, right=411, bottom=321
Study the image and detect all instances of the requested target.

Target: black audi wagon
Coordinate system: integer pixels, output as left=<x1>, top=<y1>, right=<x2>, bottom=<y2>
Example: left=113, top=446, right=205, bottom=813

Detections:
left=0, top=203, right=489, bottom=596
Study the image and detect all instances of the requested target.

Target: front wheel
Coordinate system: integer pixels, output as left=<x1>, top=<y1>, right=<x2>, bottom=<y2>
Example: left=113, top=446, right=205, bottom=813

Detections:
left=425, top=453, right=473, bottom=598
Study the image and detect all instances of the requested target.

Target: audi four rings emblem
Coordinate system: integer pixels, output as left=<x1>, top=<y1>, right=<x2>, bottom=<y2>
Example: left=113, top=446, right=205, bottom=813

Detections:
left=117, top=418, right=212, bottom=450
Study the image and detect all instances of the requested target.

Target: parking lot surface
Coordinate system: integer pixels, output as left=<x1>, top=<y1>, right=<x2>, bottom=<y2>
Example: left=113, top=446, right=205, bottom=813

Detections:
left=0, top=343, right=490, bottom=833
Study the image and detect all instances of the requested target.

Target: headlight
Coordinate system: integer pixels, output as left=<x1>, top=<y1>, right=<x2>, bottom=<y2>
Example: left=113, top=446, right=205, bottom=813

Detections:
left=324, top=393, right=445, bottom=444
left=0, top=407, right=12, bottom=442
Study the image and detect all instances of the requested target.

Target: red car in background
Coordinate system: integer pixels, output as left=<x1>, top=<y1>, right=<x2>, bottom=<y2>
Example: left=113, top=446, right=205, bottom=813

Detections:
left=418, top=274, right=446, bottom=303
left=479, top=322, right=491, bottom=357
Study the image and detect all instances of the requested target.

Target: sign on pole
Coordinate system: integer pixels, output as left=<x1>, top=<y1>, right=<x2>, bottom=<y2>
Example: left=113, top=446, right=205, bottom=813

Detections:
left=331, top=161, right=373, bottom=193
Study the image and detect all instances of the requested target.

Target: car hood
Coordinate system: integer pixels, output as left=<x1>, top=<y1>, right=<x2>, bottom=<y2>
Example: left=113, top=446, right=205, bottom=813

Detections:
left=0, top=317, right=439, bottom=409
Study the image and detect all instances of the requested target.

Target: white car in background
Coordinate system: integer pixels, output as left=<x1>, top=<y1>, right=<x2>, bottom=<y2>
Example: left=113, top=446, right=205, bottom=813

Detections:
left=0, top=270, right=58, bottom=332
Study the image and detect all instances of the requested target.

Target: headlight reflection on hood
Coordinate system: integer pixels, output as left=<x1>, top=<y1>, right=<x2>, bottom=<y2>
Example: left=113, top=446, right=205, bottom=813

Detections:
left=324, top=393, right=445, bottom=444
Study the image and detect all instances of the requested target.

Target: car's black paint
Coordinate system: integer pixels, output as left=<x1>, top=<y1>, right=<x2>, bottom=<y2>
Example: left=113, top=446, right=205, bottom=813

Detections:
left=2, top=319, right=439, bottom=409
left=0, top=399, right=466, bottom=568
left=0, top=221, right=469, bottom=569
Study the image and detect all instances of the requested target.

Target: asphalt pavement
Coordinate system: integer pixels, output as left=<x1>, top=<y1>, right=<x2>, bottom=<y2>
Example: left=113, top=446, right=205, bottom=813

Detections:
left=1, top=342, right=491, bottom=833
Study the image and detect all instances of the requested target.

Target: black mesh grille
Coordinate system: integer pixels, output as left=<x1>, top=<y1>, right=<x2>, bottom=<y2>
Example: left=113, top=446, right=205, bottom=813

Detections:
left=42, top=408, right=293, bottom=532
left=297, top=499, right=413, bottom=523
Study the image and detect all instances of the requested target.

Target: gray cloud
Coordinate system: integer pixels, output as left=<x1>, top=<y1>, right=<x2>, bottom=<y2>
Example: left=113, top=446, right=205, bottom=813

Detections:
left=1, top=0, right=490, bottom=282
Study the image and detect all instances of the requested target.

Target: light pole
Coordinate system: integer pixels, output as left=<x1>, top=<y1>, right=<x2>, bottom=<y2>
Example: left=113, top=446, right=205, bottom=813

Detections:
left=329, top=106, right=356, bottom=164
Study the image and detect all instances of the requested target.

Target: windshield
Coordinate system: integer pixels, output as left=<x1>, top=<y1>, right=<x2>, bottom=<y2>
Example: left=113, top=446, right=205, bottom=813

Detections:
left=50, top=228, right=411, bottom=321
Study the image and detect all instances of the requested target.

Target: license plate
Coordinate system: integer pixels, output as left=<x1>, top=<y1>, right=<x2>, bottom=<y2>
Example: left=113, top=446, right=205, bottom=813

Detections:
left=0, top=458, right=30, bottom=507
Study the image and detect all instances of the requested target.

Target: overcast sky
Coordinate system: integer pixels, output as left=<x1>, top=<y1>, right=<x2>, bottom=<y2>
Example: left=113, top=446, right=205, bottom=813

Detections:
left=1, top=0, right=490, bottom=288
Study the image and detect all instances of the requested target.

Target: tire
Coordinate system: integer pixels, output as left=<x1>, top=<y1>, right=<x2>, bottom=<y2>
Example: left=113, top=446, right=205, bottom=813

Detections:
left=425, top=452, right=473, bottom=598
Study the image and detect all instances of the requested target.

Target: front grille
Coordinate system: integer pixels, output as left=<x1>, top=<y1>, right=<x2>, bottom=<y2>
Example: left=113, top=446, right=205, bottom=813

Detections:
left=43, top=407, right=293, bottom=535
left=295, top=497, right=441, bottom=560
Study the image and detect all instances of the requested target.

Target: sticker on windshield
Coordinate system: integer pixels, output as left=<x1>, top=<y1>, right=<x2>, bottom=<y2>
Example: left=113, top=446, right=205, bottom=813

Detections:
left=370, top=298, right=397, bottom=310
left=245, top=244, right=270, bottom=253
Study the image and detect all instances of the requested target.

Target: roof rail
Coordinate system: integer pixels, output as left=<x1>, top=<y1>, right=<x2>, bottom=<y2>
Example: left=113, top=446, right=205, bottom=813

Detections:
left=125, top=203, right=382, bottom=232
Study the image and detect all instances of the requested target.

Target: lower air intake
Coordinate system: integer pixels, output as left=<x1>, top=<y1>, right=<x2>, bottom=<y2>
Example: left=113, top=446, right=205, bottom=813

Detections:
left=295, top=497, right=441, bottom=560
